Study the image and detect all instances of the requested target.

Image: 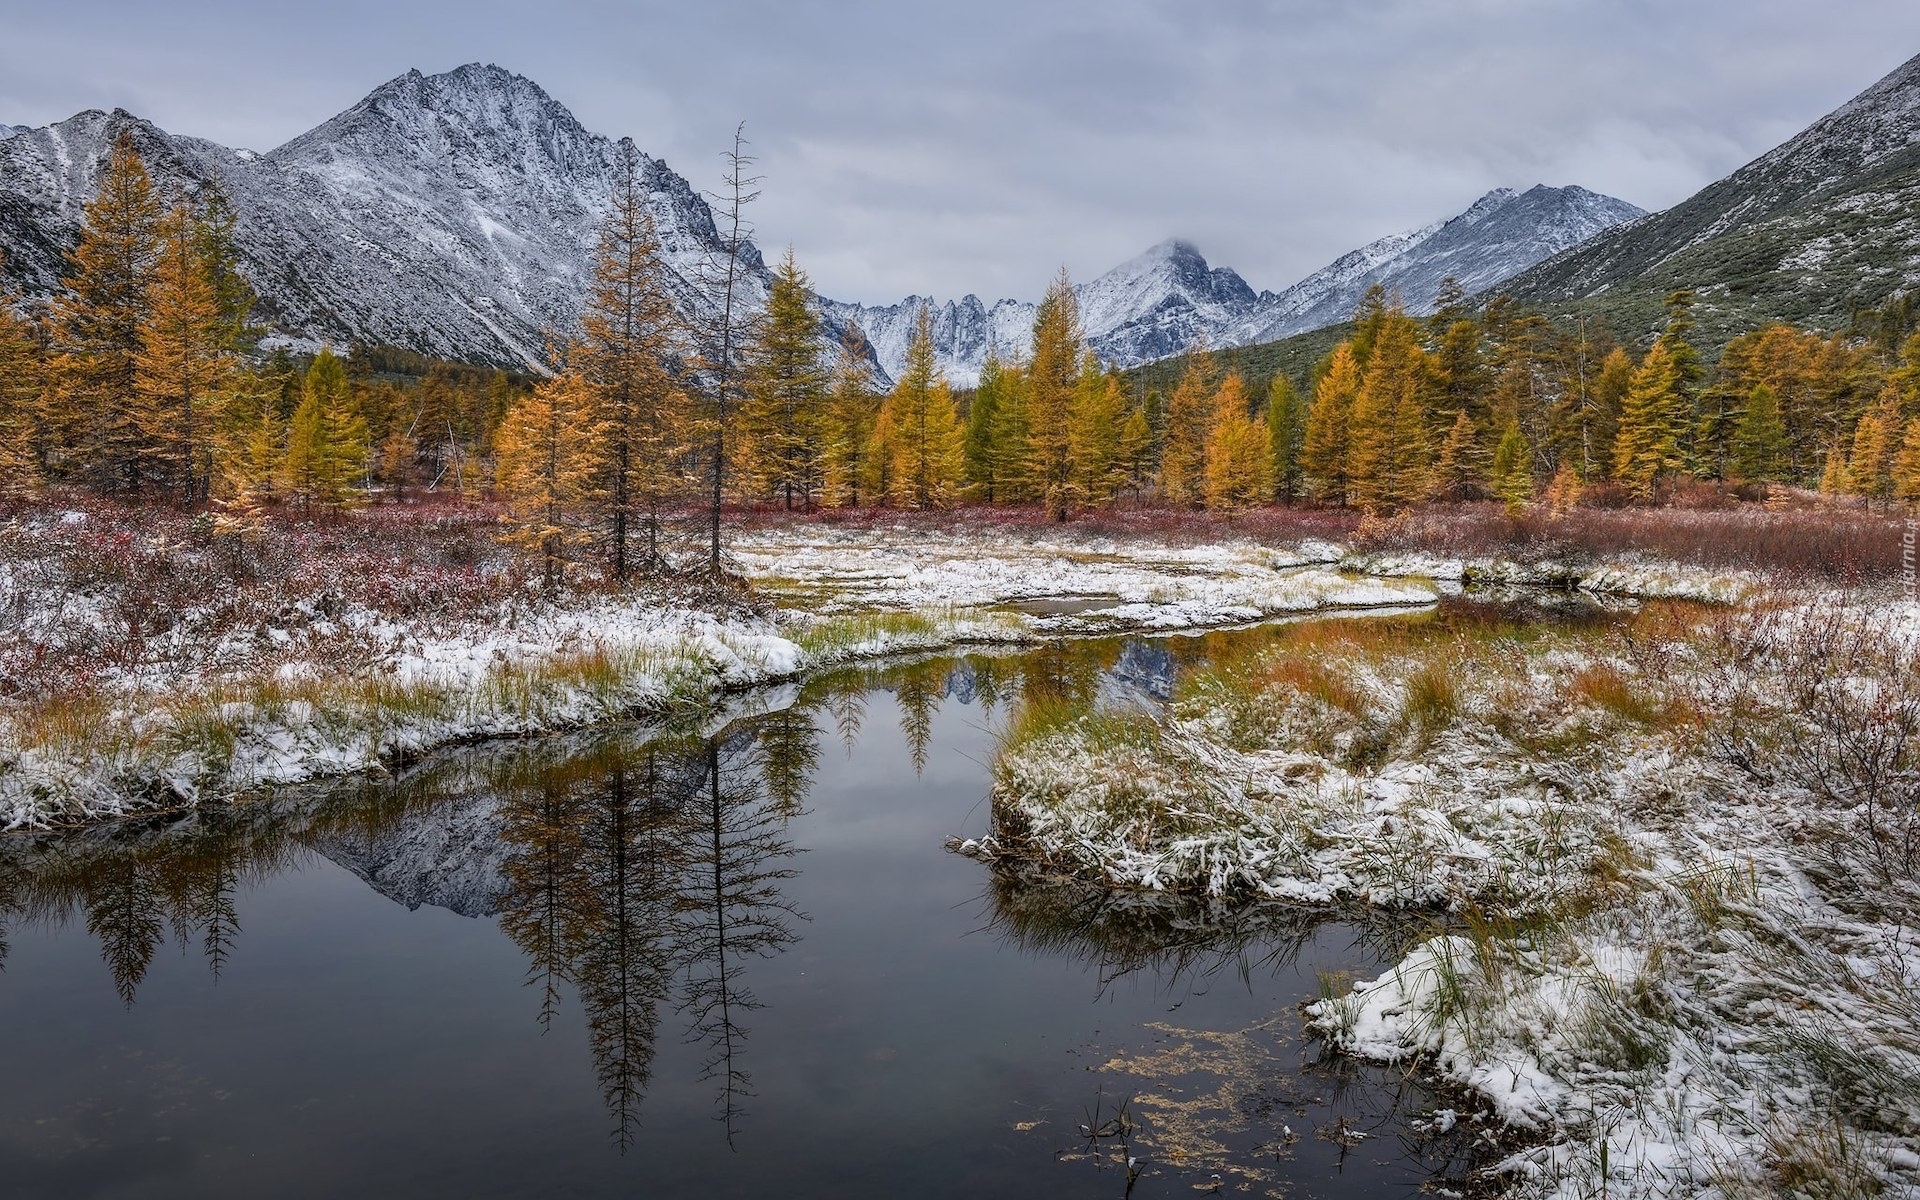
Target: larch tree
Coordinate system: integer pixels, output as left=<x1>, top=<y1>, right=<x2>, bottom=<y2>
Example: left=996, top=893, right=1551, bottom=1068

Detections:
left=496, top=368, right=596, bottom=585
left=1301, top=342, right=1360, bottom=506
left=1429, top=409, right=1479, bottom=501
left=1346, top=310, right=1430, bottom=514
left=1022, top=270, right=1082, bottom=519
left=1158, top=343, right=1216, bottom=508
left=1610, top=341, right=1689, bottom=500
left=52, top=129, right=163, bottom=494
left=963, top=346, right=1012, bottom=503
left=1266, top=372, right=1306, bottom=503
left=1067, top=352, right=1125, bottom=505
left=1818, top=443, right=1853, bottom=495
left=1847, top=387, right=1902, bottom=505
left=819, top=323, right=879, bottom=508
left=216, top=368, right=283, bottom=520
left=883, top=304, right=964, bottom=509
left=1729, top=383, right=1788, bottom=483
left=862, top=393, right=897, bottom=506
left=136, top=202, right=233, bottom=506
left=579, top=146, right=687, bottom=579
left=1590, top=348, right=1634, bottom=480
left=740, top=248, right=827, bottom=510
left=1203, top=371, right=1273, bottom=510
left=1489, top=420, right=1533, bottom=515
left=0, top=259, right=45, bottom=497
left=283, top=348, right=366, bottom=514
left=1892, top=418, right=1920, bottom=506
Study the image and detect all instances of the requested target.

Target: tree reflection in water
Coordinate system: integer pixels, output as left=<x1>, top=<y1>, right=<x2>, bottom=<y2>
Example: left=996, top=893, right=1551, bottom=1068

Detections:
left=0, top=629, right=1392, bottom=1162
left=489, top=726, right=805, bottom=1149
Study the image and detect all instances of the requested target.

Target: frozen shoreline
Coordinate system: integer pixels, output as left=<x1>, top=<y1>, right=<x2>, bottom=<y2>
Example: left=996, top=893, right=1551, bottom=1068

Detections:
left=978, top=590, right=1920, bottom=1200
left=1, top=519, right=1762, bottom=832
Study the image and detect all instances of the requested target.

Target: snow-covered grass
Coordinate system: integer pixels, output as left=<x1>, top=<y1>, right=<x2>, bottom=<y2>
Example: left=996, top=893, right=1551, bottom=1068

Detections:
left=0, top=495, right=1816, bottom=834
left=975, top=597, right=1920, bottom=1199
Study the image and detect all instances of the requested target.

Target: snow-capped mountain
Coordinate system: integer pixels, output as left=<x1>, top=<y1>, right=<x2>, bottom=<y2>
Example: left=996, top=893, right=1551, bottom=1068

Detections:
left=820, top=238, right=1259, bottom=387
left=1227, top=185, right=1646, bottom=345
left=0, top=64, right=768, bottom=368
left=830, top=187, right=1639, bottom=387
left=0, top=124, right=20, bottom=142
left=1502, top=50, right=1920, bottom=341
left=0, top=62, right=1640, bottom=382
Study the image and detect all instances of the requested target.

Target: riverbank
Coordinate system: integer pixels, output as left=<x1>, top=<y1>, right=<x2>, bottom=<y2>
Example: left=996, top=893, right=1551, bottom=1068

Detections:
left=0, top=497, right=1824, bottom=832
left=976, top=594, right=1920, bottom=1199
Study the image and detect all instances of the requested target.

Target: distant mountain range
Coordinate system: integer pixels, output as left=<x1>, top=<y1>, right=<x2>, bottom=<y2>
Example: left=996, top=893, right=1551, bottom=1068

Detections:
left=825, top=183, right=1643, bottom=385
left=13, top=52, right=1910, bottom=387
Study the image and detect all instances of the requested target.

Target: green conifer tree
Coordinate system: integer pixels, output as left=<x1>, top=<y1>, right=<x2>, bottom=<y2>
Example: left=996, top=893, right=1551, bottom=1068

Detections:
left=1266, top=372, right=1306, bottom=503
left=1730, top=383, right=1788, bottom=482
left=1490, top=420, right=1532, bottom=514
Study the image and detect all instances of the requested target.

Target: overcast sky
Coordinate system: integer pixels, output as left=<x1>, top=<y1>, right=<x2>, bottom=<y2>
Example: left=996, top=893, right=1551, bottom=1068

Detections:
left=3, top=0, right=1917, bottom=304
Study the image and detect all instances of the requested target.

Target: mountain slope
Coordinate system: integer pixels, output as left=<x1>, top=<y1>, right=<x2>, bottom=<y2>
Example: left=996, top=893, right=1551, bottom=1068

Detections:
left=1228, top=185, right=1646, bottom=345
left=830, top=188, right=1639, bottom=387
left=820, top=238, right=1260, bottom=386
left=1502, top=51, right=1920, bottom=343
left=0, top=64, right=1641, bottom=381
left=0, top=64, right=767, bottom=368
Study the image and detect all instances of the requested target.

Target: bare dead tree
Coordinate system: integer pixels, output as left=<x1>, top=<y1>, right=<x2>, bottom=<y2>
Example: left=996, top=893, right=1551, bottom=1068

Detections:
left=700, top=124, right=762, bottom=577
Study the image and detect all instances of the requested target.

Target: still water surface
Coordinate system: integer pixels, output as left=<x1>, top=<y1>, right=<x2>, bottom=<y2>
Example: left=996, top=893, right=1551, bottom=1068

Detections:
left=0, top=624, right=1493, bottom=1199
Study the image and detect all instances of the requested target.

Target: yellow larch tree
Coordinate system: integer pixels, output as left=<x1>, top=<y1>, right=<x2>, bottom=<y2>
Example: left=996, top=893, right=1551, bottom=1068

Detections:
left=820, top=323, right=880, bottom=508
left=1022, top=270, right=1082, bottom=518
left=1429, top=408, right=1479, bottom=500
left=1347, top=310, right=1431, bottom=513
left=496, top=368, right=597, bottom=584
left=740, top=248, right=827, bottom=509
left=1611, top=341, right=1688, bottom=501
left=52, top=129, right=163, bottom=494
left=1203, top=371, right=1273, bottom=510
left=1301, top=342, right=1359, bottom=505
left=882, top=304, right=964, bottom=509
left=1158, top=343, right=1216, bottom=508
left=577, top=147, right=687, bottom=578
left=1891, top=417, right=1920, bottom=506
left=283, top=348, right=367, bottom=515
left=136, top=202, right=234, bottom=506
left=0, top=257, right=45, bottom=498
left=1847, top=387, right=1903, bottom=505
left=1067, top=351, right=1125, bottom=506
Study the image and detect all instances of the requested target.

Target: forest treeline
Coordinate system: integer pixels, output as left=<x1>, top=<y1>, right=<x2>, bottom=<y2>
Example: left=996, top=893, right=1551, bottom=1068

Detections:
left=5, top=131, right=1920, bottom=586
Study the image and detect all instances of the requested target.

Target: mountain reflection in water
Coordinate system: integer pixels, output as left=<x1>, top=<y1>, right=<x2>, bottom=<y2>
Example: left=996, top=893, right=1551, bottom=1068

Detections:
left=0, top=624, right=1503, bottom=1198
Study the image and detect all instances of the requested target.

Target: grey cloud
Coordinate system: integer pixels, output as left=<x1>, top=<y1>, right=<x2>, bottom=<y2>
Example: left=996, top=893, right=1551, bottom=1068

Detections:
left=2, top=0, right=1917, bottom=304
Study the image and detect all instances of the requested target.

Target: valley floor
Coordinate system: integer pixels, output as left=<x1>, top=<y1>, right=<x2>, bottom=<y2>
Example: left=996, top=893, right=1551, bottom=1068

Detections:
left=3, top=498, right=1913, bottom=1198
left=977, top=589, right=1920, bottom=1199
left=0, top=500, right=1767, bottom=832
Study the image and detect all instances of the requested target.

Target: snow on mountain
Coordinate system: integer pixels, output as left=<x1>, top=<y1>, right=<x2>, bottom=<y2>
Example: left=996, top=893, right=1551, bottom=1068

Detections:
left=0, top=64, right=770, bottom=369
left=1503, top=50, right=1920, bottom=320
left=0, top=62, right=1640, bottom=383
left=1226, top=185, right=1646, bottom=345
left=0, top=124, right=19, bottom=142
left=823, top=239, right=1261, bottom=387
left=313, top=792, right=512, bottom=918
left=830, top=189, right=1638, bottom=387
